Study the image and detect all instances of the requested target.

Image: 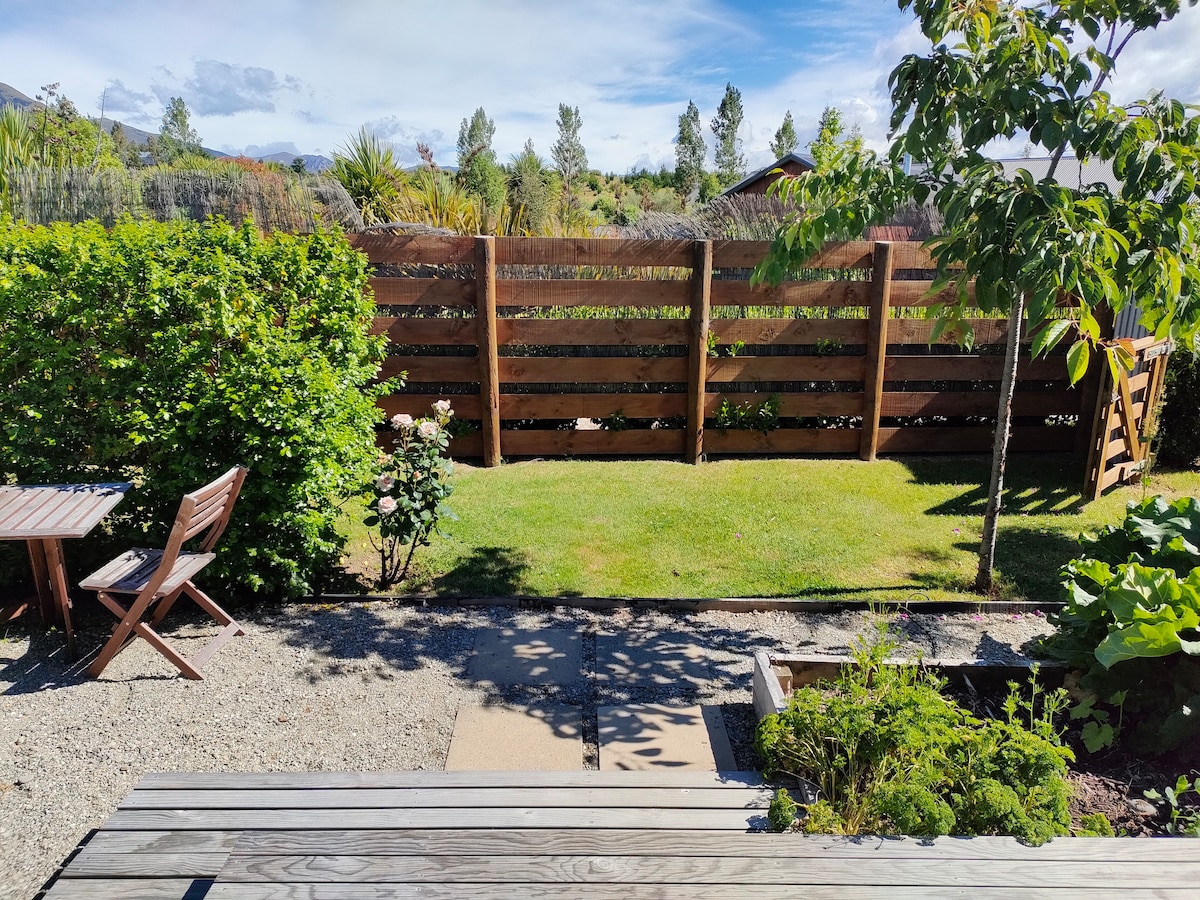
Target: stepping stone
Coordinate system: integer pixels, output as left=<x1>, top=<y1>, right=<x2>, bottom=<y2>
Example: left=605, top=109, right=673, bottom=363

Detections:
left=595, top=631, right=711, bottom=688
left=597, top=703, right=736, bottom=771
left=445, top=704, right=583, bottom=771
left=468, top=627, right=582, bottom=685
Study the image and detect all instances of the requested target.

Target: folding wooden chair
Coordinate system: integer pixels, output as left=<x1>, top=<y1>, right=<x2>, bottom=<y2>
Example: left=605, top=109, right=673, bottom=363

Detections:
left=81, top=466, right=247, bottom=679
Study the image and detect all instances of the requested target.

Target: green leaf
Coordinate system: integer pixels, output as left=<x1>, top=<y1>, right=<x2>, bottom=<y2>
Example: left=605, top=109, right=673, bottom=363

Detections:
left=1066, top=339, right=1090, bottom=384
left=1031, top=319, right=1073, bottom=358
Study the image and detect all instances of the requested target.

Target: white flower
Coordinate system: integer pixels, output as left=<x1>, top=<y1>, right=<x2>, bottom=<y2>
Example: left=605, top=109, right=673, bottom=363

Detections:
left=377, top=495, right=398, bottom=516
left=418, top=421, right=439, bottom=439
left=433, top=399, right=453, bottom=417
left=375, top=474, right=395, bottom=492
left=391, top=414, right=414, bottom=430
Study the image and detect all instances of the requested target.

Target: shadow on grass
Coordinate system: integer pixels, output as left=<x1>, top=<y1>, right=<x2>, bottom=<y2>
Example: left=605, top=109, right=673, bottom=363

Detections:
left=991, top=525, right=1082, bottom=601
left=431, top=546, right=534, bottom=597
left=899, top=455, right=1087, bottom=517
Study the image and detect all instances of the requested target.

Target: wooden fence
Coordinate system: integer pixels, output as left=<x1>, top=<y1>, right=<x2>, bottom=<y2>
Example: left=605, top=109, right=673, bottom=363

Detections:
left=1084, top=335, right=1172, bottom=499
left=352, top=235, right=1093, bottom=468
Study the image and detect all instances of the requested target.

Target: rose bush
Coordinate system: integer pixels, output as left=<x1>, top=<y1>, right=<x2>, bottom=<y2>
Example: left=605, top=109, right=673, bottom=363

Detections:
left=365, top=401, right=456, bottom=587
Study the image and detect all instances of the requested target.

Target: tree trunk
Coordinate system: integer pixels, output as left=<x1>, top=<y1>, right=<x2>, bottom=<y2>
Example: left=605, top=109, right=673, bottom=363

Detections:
left=975, top=293, right=1026, bottom=594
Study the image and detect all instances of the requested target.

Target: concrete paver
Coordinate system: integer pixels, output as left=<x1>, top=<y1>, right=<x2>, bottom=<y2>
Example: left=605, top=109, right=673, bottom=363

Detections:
left=595, top=631, right=712, bottom=688
left=467, top=627, right=583, bottom=685
left=597, top=703, right=736, bottom=771
left=445, top=704, right=584, bottom=771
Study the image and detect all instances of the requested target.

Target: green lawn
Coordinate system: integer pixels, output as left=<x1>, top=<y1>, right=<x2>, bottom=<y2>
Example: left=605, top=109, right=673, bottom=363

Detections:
left=340, top=455, right=1200, bottom=602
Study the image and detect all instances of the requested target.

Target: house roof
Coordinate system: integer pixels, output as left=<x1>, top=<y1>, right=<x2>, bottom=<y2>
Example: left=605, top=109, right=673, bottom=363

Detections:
left=718, top=152, right=816, bottom=197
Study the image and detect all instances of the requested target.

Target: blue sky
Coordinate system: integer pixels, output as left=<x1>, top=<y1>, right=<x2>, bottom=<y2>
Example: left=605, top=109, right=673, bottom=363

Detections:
left=2, top=0, right=1198, bottom=171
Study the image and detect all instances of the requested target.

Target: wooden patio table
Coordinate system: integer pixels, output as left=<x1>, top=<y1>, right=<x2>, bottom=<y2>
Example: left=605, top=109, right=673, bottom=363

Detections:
left=0, top=482, right=131, bottom=657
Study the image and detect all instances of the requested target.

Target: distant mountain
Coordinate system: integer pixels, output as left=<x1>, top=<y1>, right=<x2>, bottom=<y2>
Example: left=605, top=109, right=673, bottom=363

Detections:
left=0, top=81, right=39, bottom=110
left=2, top=80, right=329, bottom=169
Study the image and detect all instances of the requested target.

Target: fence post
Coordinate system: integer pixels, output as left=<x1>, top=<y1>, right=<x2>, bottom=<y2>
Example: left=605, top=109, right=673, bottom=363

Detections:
left=474, top=236, right=502, bottom=467
left=687, top=240, right=713, bottom=464
left=860, top=241, right=893, bottom=461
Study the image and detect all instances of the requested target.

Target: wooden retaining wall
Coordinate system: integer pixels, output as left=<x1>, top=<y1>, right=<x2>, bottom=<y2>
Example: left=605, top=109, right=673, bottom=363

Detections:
left=352, top=236, right=1091, bottom=466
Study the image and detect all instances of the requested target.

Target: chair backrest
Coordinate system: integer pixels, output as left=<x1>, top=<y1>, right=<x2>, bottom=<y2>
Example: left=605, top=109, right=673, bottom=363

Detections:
left=159, top=466, right=247, bottom=569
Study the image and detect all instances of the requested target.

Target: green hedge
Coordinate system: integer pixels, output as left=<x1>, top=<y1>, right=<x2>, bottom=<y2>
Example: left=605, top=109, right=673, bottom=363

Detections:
left=1157, top=349, right=1200, bottom=469
left=0, top=217, right=385, bottom=597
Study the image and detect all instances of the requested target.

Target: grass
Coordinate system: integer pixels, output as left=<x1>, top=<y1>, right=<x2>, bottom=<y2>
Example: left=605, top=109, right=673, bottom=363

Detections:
left=338, top=455, right=1200, bottom=602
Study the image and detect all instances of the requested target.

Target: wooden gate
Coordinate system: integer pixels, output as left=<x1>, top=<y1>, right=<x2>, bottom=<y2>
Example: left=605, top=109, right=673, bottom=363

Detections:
left=1084, top=336, right=1172, bottom=499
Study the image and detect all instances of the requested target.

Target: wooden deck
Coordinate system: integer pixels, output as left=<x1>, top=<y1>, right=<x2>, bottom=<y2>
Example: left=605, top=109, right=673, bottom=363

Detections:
left=45, top=771, right=1200, bottom=899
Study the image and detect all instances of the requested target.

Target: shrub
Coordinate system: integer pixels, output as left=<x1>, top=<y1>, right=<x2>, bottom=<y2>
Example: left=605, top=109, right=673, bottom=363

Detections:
left=756, top=624, right=1073, bottom=844
left=1157, top=351, right=1200, bottom=468
left=1044, top=495, right=1200, bottom=753
left=0, top=216, right=385, bottom=597
left=367, top=402, right=457, bottom=588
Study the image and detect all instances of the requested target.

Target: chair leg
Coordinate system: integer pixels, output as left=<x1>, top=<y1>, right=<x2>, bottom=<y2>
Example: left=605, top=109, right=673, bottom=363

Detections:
left=148, top=585, right=186, bottom=629
left=87, top=589, right=159, bottom=678
left=131, top=620, right=204, bottom=680
left=184, top=582, right=245, bottom=635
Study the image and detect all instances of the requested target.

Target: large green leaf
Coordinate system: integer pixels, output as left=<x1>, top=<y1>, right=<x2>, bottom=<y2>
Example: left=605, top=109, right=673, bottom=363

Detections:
left=1096, top=620, right=1184, bottom=668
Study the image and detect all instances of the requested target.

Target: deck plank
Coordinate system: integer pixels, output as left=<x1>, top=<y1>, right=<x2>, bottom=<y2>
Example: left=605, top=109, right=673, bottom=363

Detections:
left=215, top=854, right=1192, bottom=888
left=134, top=770, right=765, bottom=790
left=119, top=787, right=774, bottom=810
left=43, top=879, right=214, bottom=900
left=203, top=887, right=1200, bottom=900
left=229, top=828, right=1200, bottom=861
left=59, top=850, right=229, bottom=878
left=102, top=807, right=768, bottom=831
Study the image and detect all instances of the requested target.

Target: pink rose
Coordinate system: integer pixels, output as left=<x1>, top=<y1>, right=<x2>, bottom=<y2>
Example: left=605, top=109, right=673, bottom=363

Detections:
left=418, top=421, right=438, bottom=439
left=433, top=399, right=453, bottom=416
left=375, top=474, right=395, bottom=492
left=391, top=414, right=414, bottom=429
left=377, top=496, right=398, bottom=515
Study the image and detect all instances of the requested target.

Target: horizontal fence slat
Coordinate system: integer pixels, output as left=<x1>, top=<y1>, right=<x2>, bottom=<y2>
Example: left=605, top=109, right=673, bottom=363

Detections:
left=708, top=319, right=868, bottom=345
left=498, top=280, right=691, bottom=308
left=379, top=357, right=480, bottom=382
left=877, top=425, right=1076, bottom=453
left=707, top=392, right=864, bottom=417
left=502, top=394, right=685, bottom=419
left=379, top=395, right=484, bottom=419
left=707, top=356, right=866, bottom=382
left=888, top=281, right=975, bottom=307
left=371, top=278, right=476, bottom=307
left=885, top=356, right=1068, bottom=381
left=377, top=431, right=484, bottom=457
left=881, top=391, right=1079, bottom=417
left=373, top=318, right=479, bottom=345
left=710, top=240, right=880, bottom=270
left=710, top=280, right=873, bottom=308
left=496, top=238, right=693, bottom=267
left=887, top=318, right=1006, bottom=345
left=499, top=319, right=689, bottom=346
left=705, top=429, right=861, bottom=454
left=501, top=429, right=687, bottom=456
left=498, top=357, right=688, bottom=384
left=350, top=234, right=476, bottom=264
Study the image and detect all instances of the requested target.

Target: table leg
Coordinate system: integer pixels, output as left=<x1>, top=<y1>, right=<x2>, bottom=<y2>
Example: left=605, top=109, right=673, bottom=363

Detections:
left=26, top=539, right=54, bottom=624
left=25, top=539, right=77, bottom=658
left=41, top=539, right=76, bottom=658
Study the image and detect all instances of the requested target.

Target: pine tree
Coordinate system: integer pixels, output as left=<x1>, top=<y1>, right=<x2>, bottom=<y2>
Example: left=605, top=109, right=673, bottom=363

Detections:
left=158, top=97, right=202, bottom=164
left=551, top=104, right=588, bottom=224
left=770, top=110, right=798, bottom=158
left=808, top=106, right=844, bottom=171
left=674, top=100, right=705, bottom=202
left=509, top=139, right=550, bottom=233
left=456, top=107, right=504, bottom=209
left=710, top=83, right=745, bottom=188
left=456, top=107, right=496, bottom=168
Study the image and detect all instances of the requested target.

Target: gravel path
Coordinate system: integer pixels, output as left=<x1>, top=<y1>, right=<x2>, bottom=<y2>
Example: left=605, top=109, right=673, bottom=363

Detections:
left=0, top=602, right=1051, bottom=900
